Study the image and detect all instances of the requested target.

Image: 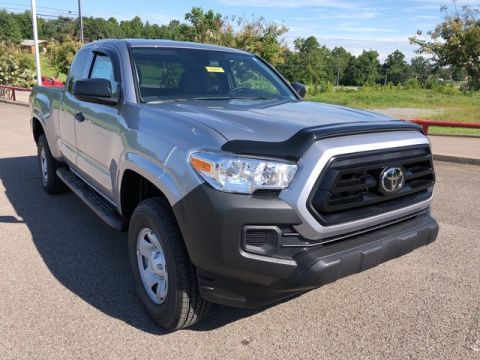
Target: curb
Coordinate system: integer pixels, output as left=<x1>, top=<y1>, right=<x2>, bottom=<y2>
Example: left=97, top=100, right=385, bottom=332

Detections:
left=0, top=99, right=29, bottom=107
left=433, top=154, right=480, bottom=166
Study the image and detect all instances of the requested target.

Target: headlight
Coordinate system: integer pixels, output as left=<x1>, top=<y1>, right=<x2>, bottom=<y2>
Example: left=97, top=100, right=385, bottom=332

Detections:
left=189, top=151, right=298, bottom=194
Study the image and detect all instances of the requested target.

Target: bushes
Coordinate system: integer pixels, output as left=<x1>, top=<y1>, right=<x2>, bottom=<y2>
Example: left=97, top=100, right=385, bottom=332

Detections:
left=437, top=83, right=460, bottom=95
left=0, top=43, right=35, bottom=87
left=404, top=78, right=420, bottom=90
left=308, top=81, right=334, bottom=95
left=46, top=41, right=81, bottom=77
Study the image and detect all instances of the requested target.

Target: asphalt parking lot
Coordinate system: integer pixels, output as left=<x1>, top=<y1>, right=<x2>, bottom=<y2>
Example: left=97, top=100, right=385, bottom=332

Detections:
left=0, top=102, right=479, bottom=359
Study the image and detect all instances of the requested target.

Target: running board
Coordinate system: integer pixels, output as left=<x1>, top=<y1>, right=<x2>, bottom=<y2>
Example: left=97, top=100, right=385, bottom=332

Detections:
left=57, top=168, right=124, bottom=230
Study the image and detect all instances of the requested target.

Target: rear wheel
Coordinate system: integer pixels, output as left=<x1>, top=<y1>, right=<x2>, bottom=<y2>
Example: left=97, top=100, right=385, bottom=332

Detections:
left=37, top=134, right=67, bottom=194
left=128, top=198, right=209, bottom=330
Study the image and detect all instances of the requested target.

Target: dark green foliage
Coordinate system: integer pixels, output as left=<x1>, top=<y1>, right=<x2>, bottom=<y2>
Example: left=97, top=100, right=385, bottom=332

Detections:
left=0, top=9, right=22, bottom=42
left=382, top=50, right=411, bottom=85
left=0, top=5, right=477, bottom=90
left=410, top=56, right=432, bottom=85
left=342, top=50, right=381, bottom=86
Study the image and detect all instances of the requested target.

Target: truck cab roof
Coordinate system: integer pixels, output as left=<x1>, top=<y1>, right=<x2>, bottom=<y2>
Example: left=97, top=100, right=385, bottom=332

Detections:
left=85, top=38, right=251, bottom=55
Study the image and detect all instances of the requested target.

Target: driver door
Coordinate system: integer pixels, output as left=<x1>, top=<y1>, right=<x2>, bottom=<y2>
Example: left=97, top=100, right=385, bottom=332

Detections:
left=74, top=48, right=122, bottom=201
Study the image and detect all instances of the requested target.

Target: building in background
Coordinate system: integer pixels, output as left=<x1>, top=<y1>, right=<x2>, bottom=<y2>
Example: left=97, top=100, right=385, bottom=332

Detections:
left=20, top=40, right=48, bottom=54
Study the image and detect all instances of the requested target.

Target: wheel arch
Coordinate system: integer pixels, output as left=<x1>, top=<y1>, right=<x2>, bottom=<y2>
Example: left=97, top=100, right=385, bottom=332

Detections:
left=119, top=168, right=174, bottom=223
left=32, top=116, right=44, bottom=144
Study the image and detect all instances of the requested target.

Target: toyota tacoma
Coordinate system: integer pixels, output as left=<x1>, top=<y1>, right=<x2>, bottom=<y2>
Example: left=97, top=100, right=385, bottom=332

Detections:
left=30, top=39, right=439, bottom=330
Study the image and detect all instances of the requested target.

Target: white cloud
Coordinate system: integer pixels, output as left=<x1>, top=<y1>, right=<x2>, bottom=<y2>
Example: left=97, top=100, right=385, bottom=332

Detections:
left=409, top=0, right=480, bottom=4
left=314, top=11, right=379, bottom=19
left=218, top=0, right=361, bottom=10
left=413, top=15, right=438, bottom=19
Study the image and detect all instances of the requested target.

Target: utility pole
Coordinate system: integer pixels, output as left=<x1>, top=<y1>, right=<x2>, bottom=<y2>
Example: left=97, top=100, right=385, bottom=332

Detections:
left=30, top=0, right=42, bottom=86
left=78, top=0, right=84, bottom=43
left=384, top=68, right=389, bottom=86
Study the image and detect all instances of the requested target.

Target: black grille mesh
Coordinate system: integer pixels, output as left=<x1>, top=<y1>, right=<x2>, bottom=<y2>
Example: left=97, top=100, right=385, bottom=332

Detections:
left=308, top=146, right=435, bottom=226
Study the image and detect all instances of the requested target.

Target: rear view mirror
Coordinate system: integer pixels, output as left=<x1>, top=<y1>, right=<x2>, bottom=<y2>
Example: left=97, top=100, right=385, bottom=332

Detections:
left=72, top=78, right=118, bottom=105
left=291, top=82, right=307, bottom=98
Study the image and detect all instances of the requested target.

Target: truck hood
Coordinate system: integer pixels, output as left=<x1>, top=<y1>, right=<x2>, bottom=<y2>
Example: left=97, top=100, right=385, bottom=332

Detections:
left=148, top=99, right=395, bottom=142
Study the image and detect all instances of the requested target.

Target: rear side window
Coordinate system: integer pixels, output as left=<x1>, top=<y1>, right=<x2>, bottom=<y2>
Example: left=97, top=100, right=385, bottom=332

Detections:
left=67, top=49, right=90, bottom=93
left=89, top=53, right=119, bottom=97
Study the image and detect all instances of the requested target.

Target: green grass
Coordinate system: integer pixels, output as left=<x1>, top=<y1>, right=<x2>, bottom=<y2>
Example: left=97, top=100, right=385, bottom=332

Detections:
left=306, top=87, right=480, bottom=136
left=427, top=126, right=480, bottom=136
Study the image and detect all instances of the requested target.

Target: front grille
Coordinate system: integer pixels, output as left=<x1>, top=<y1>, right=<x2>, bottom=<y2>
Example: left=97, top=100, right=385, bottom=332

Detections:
left=308, top=145, right=435, bottom=226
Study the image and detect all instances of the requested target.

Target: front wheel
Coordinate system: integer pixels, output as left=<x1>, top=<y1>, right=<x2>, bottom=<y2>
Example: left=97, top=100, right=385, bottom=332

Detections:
left=128, top=198, right=209, bottom=330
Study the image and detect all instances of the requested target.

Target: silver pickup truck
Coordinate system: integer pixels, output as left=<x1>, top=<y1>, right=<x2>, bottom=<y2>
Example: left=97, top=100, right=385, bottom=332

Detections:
left=30, top=39, right=439, bottom=330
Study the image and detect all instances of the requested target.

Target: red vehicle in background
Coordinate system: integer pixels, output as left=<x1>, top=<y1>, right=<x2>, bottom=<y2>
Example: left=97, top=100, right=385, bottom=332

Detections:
left=41, top=76, right=64, bottom=86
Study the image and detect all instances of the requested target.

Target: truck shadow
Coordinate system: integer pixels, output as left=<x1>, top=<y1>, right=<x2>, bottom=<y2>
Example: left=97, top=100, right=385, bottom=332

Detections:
left=0, top=155, right=261, bottom=334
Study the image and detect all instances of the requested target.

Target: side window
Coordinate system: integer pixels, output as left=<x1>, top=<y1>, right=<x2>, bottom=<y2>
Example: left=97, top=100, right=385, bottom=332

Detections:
left=89, top=53, right=119, bottom=97
left=67, top=49, right=90, bottom=93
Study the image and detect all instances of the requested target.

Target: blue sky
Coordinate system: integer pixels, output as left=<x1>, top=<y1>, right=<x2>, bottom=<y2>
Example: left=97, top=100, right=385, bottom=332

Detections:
left=6, top=0, right=480, bottom=61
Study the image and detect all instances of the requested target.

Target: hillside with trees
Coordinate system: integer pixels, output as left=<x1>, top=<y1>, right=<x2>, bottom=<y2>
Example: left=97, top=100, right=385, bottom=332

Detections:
left=0, top=4, right=478, bottom=90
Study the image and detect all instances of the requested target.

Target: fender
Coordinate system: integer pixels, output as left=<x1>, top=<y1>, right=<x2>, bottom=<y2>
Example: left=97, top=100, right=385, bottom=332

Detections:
left=116, top=147, right=202, bottom=215
left=31, top=90, right=63, bottom=159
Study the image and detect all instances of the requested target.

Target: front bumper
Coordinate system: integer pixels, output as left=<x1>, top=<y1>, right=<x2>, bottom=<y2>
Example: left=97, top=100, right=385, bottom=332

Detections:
left=173, top=184, right=439, bottom=308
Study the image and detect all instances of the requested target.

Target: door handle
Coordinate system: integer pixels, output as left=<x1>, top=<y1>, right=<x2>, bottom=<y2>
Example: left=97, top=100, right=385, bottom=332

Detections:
left=74, top=112, right=85, bottom=122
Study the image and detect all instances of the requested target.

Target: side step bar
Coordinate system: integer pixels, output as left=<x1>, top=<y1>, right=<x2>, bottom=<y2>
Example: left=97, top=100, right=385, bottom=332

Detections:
left=57, top=168, right=124, bottom=230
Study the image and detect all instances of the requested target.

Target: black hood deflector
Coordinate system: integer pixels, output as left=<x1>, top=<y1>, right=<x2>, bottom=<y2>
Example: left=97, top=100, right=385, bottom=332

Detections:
left=221, top=121, right=423, bottom=161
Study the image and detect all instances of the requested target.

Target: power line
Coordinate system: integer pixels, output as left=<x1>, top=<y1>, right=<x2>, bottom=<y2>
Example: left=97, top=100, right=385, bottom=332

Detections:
left=0, top=0, right=77, bottom=13
left=2, top=8, right=79, bottom=18
left=5, top=9, right=77, bottom=20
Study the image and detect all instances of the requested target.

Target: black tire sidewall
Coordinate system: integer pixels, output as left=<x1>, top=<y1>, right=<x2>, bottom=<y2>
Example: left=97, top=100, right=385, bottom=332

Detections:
left=37, top=134, right=66, bottom=194
left=128, top=202, right=185, bottom=328
left=37, top=135, right=55, bottom=190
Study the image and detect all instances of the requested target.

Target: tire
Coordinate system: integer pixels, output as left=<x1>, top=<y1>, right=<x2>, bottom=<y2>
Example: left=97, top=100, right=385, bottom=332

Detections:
left=37, top=134, right=67, bottom=194
left=128, top=198, right=209, bottom=330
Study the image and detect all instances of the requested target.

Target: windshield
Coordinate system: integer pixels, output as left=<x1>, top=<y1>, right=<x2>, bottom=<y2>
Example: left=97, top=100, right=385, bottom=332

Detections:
left=130, top=47, right=297, bottom=103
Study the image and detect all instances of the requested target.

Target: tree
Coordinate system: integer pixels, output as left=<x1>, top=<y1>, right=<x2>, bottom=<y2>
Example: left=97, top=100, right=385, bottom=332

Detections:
left=330, top=47, right=353, bottom=85
left=299, top=36, right=331, bottom=84
left=120, top=16, right=144, bottom=38
left=12, top=11, right=33, bottom=39
left=344, top=50, right=380, bottom=86
left=0, top=10, right=22, bottom=43
left=410, top=56, right=432, bottom=84
left=185, top=7, right=223, bottom=43
left=410, top=4, right=480, bottom=89
left=46, top=41, right=81, bottom=77
left=342, top=56, right=359, bottom=86
left=277, top=36, right=331, bottom=84
left=383, top=50, right=410, bottom=85
left=224, top=15, right=288, bottom=65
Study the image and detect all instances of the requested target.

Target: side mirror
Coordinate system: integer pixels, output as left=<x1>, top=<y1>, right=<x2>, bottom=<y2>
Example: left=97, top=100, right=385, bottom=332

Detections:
left=291, top=82, right=306, bottom=98
left=72, top=78, right=118, bottom=105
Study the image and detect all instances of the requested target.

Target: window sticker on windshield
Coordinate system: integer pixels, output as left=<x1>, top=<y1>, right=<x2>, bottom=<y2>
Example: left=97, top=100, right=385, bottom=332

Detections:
left=205, top=66, right=225, bottom=73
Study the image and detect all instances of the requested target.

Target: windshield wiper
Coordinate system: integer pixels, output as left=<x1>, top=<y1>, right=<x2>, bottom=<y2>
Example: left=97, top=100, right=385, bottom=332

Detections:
left=190, top=96, right=274, bottom=101
left=145, top=96, right=276, bottom=104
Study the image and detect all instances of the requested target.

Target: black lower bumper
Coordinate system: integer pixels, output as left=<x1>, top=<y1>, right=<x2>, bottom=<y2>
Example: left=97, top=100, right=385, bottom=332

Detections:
left=173, top=184, right=439, bottom=308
